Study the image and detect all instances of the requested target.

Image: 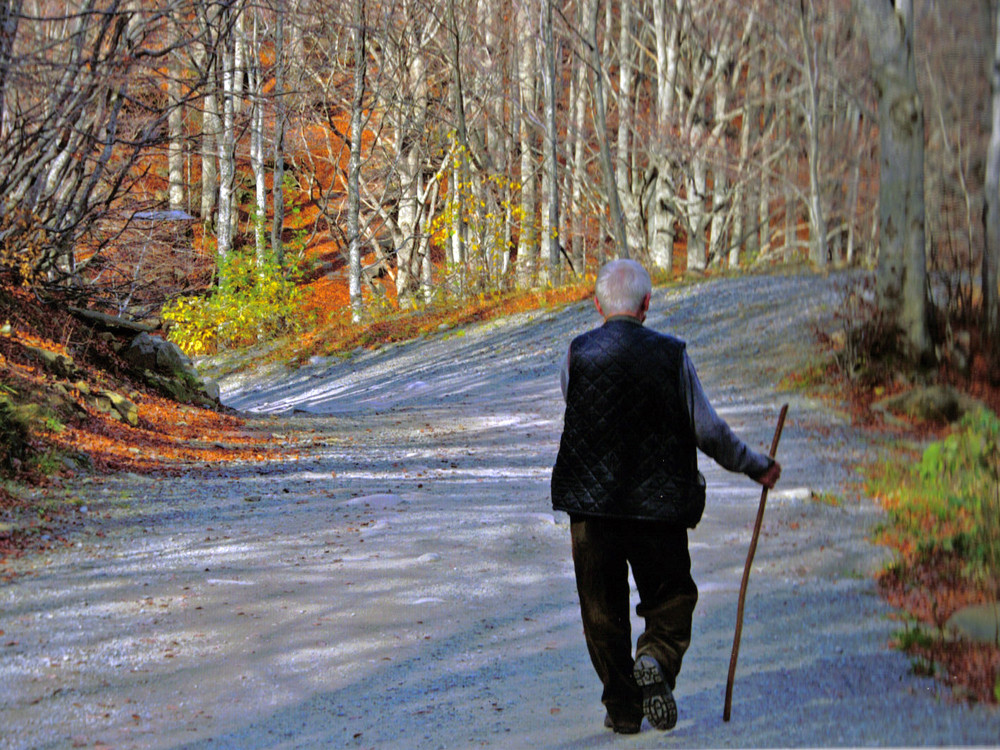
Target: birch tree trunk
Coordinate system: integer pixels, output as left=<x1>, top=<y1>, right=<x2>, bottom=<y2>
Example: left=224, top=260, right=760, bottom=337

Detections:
left=347, top=0, right=366, bottom=322
left=447, top=0, right=469, bottom=289
left=216, top=5, right=236, bottom=270
left=782, top=94, right=796, bottom=262
left=198, top=23, right=218, bottom=227
left=0, top=0, right=20, bottom=139
left=615, top=0, right=642, bottom=255
left=647, top=0, right=681, bottom=272
left=589, top=0, right=629, bottom=258
left=516, top=0, right=539, bottom=284
left=271, top=0, right=286, bottom=266
left=167, top=20, right=185, bottom=212
left=541, top=0, right=561, bottom=283
left=248, top=8, right=267, bottom=265
left=731, top=80, right=753, bottom=269
left=846, top=104, right=862, bottom=264
left=758, top=45, right=772, bottom=257
left=686, top=121, right=708, bottom=271
left=983, top=0, right=1000, bottom=342
left=798, top=0, right=828, bottom=266
left=569, top=0, right=589, bottom=274
left=854, top=0, right=931, bottom=361
left=394, top=44, right=429, bottom=306
left=708, top=40, right=731, bottom=266
left=232, top=10, right=245, bottom=117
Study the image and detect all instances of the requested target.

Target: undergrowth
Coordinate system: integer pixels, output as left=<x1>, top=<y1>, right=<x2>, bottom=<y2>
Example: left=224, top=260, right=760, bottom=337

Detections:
left=804, top=272, right=1000, bottom=703
left=163, top=252, right=309, bottom=356
left=867, top=409, right=1000, bottom=704
left=869, top=409, right=1000, bottom=591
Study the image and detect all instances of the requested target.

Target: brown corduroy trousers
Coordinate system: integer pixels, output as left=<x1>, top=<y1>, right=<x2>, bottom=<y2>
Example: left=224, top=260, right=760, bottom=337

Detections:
left=570, top=516, right=698, bottom=724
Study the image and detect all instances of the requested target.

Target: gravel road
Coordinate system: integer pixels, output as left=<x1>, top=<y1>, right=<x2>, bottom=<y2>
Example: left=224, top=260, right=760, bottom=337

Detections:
left=3, top=270, right=999, bottom=749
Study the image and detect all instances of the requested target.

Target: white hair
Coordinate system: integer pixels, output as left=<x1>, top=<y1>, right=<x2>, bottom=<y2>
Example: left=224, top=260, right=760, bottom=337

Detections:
left=595, top=259, right=651, bottom=315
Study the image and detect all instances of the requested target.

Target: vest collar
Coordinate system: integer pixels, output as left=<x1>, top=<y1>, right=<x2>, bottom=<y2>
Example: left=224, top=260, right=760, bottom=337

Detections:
left=603, top=314, right=644, bottom=326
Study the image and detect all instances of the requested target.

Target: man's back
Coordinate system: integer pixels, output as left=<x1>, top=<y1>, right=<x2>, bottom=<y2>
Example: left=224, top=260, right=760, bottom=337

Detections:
left=551, top=317, right=705, bottom=526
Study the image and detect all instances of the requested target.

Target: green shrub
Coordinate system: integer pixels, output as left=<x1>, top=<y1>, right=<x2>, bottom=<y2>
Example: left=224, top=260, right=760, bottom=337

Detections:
left=874, top=408, right=1000, bottom=589
left=163, top=252, right=308, bottom=356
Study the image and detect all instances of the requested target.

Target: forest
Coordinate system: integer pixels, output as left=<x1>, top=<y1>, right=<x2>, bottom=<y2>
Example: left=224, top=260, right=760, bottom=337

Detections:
left=0, top=0, right=996, bottom=356
left=2, top=0, right=1000, bottom=719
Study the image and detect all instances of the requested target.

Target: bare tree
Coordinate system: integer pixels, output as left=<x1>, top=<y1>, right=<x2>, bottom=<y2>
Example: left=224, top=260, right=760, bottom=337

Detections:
left=167, top=16, right=185, bottom=212
left=588, top=0, right=629, bottom=258
left=0, top=1, right=222, bottom=304
left=540, top=0, right=562, bottom=283
left=271, top=0, right=288, bottom=266
left=614, top=0, right=643, bottom=256
left=516, top=0, right=541, bottom=282
left=247, top=6, right=268, bottom=264
left=215, top=1, right=240, bottom=269
left=796, top=0, right=829, bottom=266
left=854, top=0, right=931, bottom=361
left=347, top=0, right=367, bottom=321
left=986, top=0, right=1000, bottom=341
left=567, top=0, right=593, bottom=273
left=645, top=0, right=683, bottom=272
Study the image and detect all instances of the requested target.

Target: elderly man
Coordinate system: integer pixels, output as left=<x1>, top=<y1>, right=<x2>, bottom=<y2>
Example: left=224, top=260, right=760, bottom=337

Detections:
left=551, top=259, right=781, bottom=734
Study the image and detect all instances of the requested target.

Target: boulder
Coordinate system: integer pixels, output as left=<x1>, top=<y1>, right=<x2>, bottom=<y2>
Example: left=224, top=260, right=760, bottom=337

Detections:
left=140, top=369, right=219, bottom=407
left=83, top=389, right=138, bottom=425
left=98, top=390, right=139, bottom=426
left=945, top=602, right=1000, bottom=646
left=24, top=345, right=79, bottom=380
left=123, top=332, right=219, bottom=406
left=871, top=384, right=984, bottom=424
left=124, top=331, right=192, bottom=376
left=201, top=378, right=221, bottom=402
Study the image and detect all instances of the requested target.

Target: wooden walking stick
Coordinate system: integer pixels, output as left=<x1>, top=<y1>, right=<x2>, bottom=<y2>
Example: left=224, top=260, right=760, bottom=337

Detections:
left=723, top=403, right=788, bottom=722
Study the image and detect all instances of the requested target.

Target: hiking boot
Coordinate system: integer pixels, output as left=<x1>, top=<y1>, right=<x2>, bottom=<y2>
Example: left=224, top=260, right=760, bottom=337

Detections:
left=604, top=713, right=641, bottom=734
left=633, top=654, right=677, bottom=731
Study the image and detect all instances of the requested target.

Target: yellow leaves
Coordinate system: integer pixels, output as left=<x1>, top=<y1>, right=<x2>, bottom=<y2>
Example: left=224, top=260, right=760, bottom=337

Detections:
left=163, top=253, right=307, bottom=356
left=0, top=209, right=52, bottom=287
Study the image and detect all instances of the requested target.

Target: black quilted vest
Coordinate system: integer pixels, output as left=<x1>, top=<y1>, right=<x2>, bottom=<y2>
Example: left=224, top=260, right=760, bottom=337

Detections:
left=551, top=317, right=706, bottom=527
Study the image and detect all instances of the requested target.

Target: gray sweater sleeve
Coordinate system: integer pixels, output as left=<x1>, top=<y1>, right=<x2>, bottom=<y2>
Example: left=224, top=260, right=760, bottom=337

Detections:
left=560, top=347, right=571, bottom=400
left=680, top=351, right=772, bottom=479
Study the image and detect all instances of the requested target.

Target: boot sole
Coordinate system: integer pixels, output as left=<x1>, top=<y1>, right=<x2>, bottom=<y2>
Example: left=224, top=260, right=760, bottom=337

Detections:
left=633, top=654, right=677, bottom=731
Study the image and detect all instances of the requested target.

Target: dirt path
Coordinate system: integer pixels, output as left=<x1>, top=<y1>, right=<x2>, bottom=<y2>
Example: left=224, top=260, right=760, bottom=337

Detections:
left=3, top=271, right=999, bottom=748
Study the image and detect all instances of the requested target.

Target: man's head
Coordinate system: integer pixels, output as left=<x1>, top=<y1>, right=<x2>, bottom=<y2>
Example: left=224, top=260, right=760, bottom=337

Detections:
left=595, top=259, right=652, bottom=320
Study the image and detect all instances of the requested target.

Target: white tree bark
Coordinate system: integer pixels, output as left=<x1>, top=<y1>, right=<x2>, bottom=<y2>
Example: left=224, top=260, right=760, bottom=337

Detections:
left=846, top=104, right=862, bottom=265
left=198, top=22, right=219, bottom=226
left=394, top=47, right=428, bottom=304
left=0, top=0, right=20, bottom=140
left=248, top=8, right=267, bottom=265
left=731, top=78, right=753, bottom=269
left=447, top=0, right=469, bottom=286
left=167, top=23, right=185, bottom=212
left=216, top=5, right=237, bottom=269
left=540, top=0, right=561, bottom=284
left=589, top=0, right=628, bottom=258
left=984, top=0, right=1000, bottom=340
left=708, top=43, right=731, bottom=265
left=686, top=122, right=708, bottom=271
left=647, top=0, right=682, bottom=272
left=569, top=0, right=590, bottom=274
left=516, top=0, right=539, bottom=284
left=348, top=0, right=366, bottom=322
left=615, top=0, right=642, bottom=255
left=798, top=0, right=828, bottom=266
left=271, top=0, right=286, bottom=266
left=854, top=0, right=931, bottom=361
